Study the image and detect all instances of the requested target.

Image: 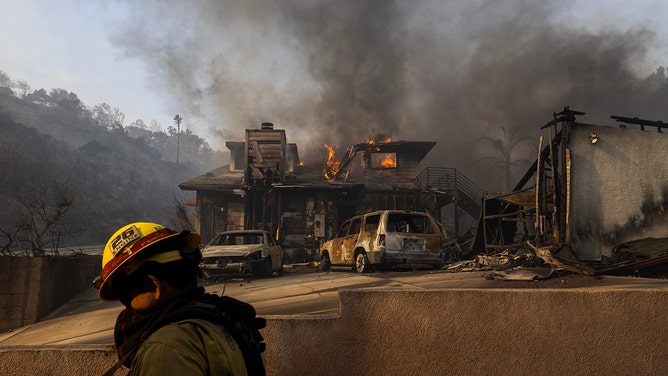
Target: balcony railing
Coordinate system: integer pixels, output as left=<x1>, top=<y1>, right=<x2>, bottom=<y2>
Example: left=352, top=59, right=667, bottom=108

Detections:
left=417, top=167, right=485, bottom=204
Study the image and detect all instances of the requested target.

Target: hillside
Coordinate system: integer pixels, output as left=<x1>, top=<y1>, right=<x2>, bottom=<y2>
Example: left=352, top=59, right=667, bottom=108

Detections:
left=0, top=88, right=216, bottom=253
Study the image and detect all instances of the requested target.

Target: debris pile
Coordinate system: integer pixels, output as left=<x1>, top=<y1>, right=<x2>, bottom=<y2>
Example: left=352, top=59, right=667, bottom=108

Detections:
left=444, top=237, right=668, bottom=281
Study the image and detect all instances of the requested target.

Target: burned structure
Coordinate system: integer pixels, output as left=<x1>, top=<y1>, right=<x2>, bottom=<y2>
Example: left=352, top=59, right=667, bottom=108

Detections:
left=179, top=123, right=483, bottom=260
left=471, top=107, right=668, bottom=275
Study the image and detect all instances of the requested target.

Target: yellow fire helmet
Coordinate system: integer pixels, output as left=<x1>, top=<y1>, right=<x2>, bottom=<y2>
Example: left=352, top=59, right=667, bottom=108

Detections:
left=97, top=222, right=201, bottom=301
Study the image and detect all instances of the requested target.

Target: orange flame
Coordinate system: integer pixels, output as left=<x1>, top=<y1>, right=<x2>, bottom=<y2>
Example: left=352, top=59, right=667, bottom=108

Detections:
left=365, top=138, right=392, bottom=145
left=298, top=161, right=304, bottom=167
left=380, top=153, right=396, bottom=168
left=323, top=143, right=341, bottom=179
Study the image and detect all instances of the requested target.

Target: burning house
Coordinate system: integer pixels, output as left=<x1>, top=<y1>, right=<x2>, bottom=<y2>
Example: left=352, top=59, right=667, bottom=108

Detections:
left=179, top=122, right=483, bottom=261
left=470, top=107, right=668, bottom=276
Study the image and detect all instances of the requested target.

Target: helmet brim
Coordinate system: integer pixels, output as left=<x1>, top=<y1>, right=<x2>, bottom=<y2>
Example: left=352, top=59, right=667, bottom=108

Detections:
left=98, top=230, right=200, bottom=301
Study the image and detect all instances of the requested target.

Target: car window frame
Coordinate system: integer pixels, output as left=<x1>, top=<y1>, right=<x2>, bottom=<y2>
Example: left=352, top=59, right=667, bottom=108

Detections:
left=348, top=217, right=362, bottom=237
left=336, top=220, right=352, bottom=238
left=266, top=232, right=276, bottom=246
left=363, top=214, right=381, bottom=234
left=386, top=213, right=437, bottom=234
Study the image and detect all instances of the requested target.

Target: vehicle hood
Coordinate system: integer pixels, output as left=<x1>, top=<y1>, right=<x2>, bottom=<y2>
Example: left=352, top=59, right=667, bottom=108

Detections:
left=201, top=245, right=262, bottom=257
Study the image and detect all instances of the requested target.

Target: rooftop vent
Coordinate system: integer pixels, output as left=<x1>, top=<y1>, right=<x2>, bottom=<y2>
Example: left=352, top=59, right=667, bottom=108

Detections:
left=261, top=122, right=274, bottom=130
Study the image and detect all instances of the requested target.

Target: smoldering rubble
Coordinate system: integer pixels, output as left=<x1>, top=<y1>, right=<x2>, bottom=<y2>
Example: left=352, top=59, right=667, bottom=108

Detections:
left=442, top=108, right=668, bottom=281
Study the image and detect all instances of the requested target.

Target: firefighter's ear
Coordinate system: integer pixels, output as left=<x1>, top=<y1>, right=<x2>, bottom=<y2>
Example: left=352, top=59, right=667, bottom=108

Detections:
left=130, top=275, right=161, bottom=310
left=146, top=275, right=161, bottom=295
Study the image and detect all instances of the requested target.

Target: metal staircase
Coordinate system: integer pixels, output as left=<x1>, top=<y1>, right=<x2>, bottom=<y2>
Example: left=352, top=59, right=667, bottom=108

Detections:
left=416, top=167, right=485, bottom=219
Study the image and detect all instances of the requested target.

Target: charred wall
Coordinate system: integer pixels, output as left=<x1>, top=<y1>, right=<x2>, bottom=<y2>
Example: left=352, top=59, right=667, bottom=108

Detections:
left=568, top=124, right=668, bottom=260
left=197, top=191, right=246, bottom=243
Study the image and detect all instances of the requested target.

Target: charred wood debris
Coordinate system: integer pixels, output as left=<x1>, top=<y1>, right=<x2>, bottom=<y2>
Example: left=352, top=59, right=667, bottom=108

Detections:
left=441, top=107, right=668, bottom=281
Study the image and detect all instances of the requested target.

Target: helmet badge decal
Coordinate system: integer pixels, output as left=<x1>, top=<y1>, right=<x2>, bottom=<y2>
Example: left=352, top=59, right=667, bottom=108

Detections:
left=110, top=225, right=143, bottom=256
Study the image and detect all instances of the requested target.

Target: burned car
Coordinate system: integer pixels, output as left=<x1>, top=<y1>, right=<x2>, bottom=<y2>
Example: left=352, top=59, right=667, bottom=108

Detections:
left=200, top=230, right=283, bottom=278
left=319, top=210, right=447, bottom=273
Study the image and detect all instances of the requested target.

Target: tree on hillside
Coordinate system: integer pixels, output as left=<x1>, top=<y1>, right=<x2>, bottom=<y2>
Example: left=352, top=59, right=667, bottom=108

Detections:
left=16, top=180, right=75, bottom=254
left=93, top=102, right=126, bottom=130
left=165, top=126, right=214, bottom=163
left=16, top=80, right=30, bottom=98
left=131, top=118, right=147, bottom=129
left=181, top=128, right=213, bottom=158
left=0, top=137, right=77, bottom=255
left=43, top=89, right=90, bottom=125
left=0, top=143, right=21, bottom=255
left=149, top=119, right=163, bottom=132
left=0, top=70, right=11, bottom=87
left=25, top=88, right=50, bottom=106
left=0, top=226, right=25, bottom=256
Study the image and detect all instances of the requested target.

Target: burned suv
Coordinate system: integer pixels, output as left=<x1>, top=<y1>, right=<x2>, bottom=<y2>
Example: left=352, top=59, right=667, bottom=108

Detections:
left=319, top=210, right=446, bottom=273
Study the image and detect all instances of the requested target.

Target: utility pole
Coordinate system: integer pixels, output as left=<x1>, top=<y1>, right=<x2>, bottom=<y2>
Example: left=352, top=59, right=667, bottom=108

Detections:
left=174, top=114, right=182, bottom=164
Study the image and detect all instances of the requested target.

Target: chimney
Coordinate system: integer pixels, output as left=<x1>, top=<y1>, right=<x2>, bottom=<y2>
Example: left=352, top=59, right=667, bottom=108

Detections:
left=261, top=122, right=274, bottom=130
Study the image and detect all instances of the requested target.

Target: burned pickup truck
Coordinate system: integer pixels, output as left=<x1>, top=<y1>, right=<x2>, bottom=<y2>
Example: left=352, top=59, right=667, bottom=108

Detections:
left=319, top=210, right=447, bottom=272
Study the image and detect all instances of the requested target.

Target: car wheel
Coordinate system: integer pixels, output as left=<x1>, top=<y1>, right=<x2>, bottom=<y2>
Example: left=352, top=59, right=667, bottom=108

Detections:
left=320, top=253, right=331, bottom=272
left=355, top=252, right=369, bottom=273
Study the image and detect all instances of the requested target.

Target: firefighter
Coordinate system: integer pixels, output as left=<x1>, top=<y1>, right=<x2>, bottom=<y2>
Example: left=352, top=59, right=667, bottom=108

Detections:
left=95, top=222, right=266, bottom=376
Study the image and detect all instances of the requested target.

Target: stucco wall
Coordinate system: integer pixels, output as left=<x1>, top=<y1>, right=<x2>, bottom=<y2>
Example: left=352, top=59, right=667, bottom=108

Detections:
left=569, top=124, right=668, bottom=260
left=0, top=255, right=99, bottom=332
left=1, top=288, right=667, bottom=375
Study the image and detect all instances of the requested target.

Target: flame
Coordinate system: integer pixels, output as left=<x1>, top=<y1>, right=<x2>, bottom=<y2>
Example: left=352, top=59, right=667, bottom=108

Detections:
left=380, top=153, right=396, bottom=168
left=298, top=161, right=304, bottom=167
left=365, top=138, right=392, bottom=145
left=323, top=143, right=341, bottom=179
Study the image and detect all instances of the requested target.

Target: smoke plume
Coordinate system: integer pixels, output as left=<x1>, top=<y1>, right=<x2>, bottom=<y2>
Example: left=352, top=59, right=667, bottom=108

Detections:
left=111, top=0, right=667, bottom=190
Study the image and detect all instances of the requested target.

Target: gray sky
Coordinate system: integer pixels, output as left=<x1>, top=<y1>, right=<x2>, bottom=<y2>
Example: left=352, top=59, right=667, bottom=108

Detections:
left=2, top=0, right=668, bottom=174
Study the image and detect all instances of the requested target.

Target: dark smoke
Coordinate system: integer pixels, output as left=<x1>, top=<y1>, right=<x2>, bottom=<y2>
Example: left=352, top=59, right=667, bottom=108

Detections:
left=111, top=0, right=666, bottom=191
